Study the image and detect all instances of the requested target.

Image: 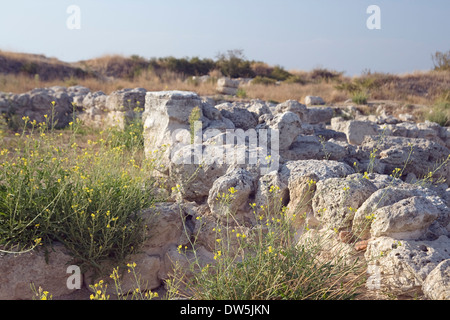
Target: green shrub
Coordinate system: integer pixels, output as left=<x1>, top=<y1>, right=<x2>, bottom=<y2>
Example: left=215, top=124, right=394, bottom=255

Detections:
left=351, top=91, right=368, bottom=105
left=251, top=76, right=277, bottom=85
left=270, top=65, right=292, bottom=81
left=215, top=50, right=255, bottom=79
left=426, top=90, right=450, bottom=126
left=236, top=88, right=247, bottom=99
left=284, top=75, right=307, bottom=84
left=166, top=186, right=364, bottom=300
left=0, top=113, right=158, bottom=273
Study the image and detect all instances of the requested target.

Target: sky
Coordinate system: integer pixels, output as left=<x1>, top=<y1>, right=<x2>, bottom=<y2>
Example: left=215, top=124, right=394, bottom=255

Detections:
left=0, top=0, right=449, bottom=76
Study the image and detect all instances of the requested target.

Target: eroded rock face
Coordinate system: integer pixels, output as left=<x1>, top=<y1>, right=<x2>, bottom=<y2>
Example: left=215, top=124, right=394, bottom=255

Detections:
left=215, top=102, right=258, bottom=131
left=365, top=236, right=450, bottom=298
left=143, top=91, right=203, bottom=170
left=360, top=136, right=450, bottom=182
left=312, top=175, right=378, bottom=231
left=423, top=259, right=450, bottom=300
left=0, top=243, right=76, bottom=300
left=352, top=185, right=449, bottom=241
left=207, top=168, right=255, bottom=218
left=0, top=86, right=78, bottom=128
left=105, top=88, right=146, bottom=111
left=369, top=196, right=441, bottom=240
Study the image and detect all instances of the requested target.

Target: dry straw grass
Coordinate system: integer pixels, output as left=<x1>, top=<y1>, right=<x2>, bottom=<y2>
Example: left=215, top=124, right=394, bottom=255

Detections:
left=1, top=50, right=449, bottom=108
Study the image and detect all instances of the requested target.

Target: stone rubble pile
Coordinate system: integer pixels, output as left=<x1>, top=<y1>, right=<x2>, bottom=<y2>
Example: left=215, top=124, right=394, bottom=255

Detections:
left=0, top=89, right=449, bottom=300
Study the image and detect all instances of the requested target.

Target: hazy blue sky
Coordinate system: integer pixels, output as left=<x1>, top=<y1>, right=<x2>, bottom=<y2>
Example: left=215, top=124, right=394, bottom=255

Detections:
left=1, top=0, right=449, bottom=75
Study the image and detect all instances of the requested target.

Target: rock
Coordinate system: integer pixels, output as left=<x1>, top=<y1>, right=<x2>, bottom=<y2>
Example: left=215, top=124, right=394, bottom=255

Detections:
left=303, top=107, right=334, bottom=125
left=352, top=185, right=448, bottom=240
left=305, top=96, right=325, bottom=106
left=354, top=240, right=369, bottom=251
left=207, top=168, right=255, bottom=218
left=81, top=91, right=107, bottom=109
left=439, top=127, right=450, bottom=149
left=254, top=170, right=289, bottom=214
left=365, top=235, right=450, bottom=297
left=112, top=254, right=161, bottom=292
left=331, top=118, right=379, bottom=145
left=369, top=196, right=440, bottom=240
left=168, top=144, right=230, bottom=202
left=143, top=90, right=203, bottom=170
left=358, top=135, right=450, bottom=182
left=216, top=77, right=240, bottom=95
left=10, top=87, right=74, bottom=128
left=0, top=93, right=12, bottom=113
left=312, top=175, right=378, bottom=231
left=140, top=202, right=194, bottom=255
left=280, top=159, right=354, bottom=183
left=161, top=244, right=215, bottom=283
left=267, top=111, right=302, bottom=151
left=105, top=87, right=146, bottom=111
left=285, top=173, right=318, bottom=231
left=285, top=134, right=349, bottom=161
left=398, top=113, right=415, bottom=122
left=77, top=91, right=109, bottom=127
left=278, top=159, right=354, bottom=231
left=296, top=229, right=357, bottom=266
left=0, top=243, right=76, bottom=300
left=246, top=99, right=272, bottom=118
left=445, top=188, right=450, bottom=208
left=274, top=100, right=307, bottom=119
left=423, top=259, right=450, bottom=300
left=215, top=102, right=258, bottom=131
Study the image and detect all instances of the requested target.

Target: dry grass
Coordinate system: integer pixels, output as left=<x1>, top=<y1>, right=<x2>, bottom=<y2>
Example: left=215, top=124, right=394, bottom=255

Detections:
left=0, top=69, right=217, bottom=95
left=243, top=82, right=349, bottom=104
left=1, top=50, right=449, bottom=109
left=0, top=50, right=66, bottom=66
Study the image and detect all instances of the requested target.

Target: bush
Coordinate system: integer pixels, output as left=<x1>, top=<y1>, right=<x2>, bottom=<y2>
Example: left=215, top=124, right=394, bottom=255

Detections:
left=215, top=50, right=255, bottom=79
left=310, top=68, right=343, bottom=83
left=163, top=56, right=215, bottom=76
left=251, top=76, right=277, bottom=86
left=351, top=91, right=368, bottom=105
left=166, top=186, right=364, bottom=300
left=0, top=112, right=158, bottom=273
left=432, top=50, right=450, bottom=71
left=426, top=90, right=450, bottom=126
left=270, top=65, right=292, bottom=81
left=284, top=75, right=307, bottom=85
left=236, top=88, right=247, bottom=99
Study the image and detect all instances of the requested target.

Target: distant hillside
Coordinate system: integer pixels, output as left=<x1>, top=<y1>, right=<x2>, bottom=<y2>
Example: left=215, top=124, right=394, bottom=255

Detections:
left=0, top=50, right=449, bottom=118
left=0, top=50, right=89, bottom=81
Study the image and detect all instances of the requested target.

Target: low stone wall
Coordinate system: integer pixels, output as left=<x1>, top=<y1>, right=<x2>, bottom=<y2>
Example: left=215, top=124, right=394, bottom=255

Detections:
left=1, top=89, right=449, bottom=300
